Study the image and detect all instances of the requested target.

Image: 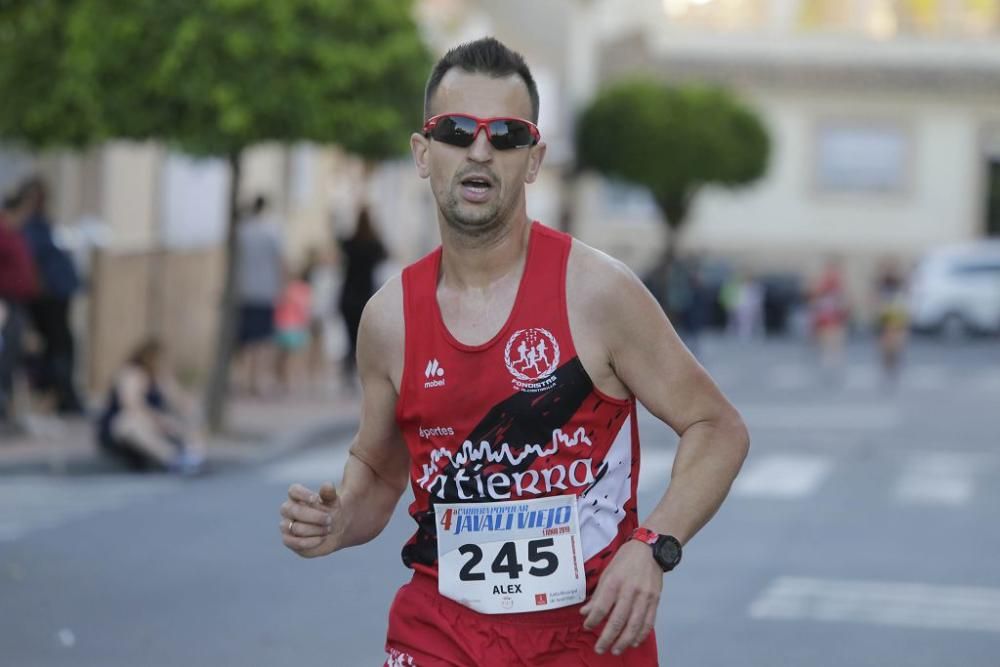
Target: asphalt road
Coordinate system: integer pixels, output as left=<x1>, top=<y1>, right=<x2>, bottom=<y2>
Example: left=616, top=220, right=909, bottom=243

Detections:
left=2, top=335, right=999, bottom=666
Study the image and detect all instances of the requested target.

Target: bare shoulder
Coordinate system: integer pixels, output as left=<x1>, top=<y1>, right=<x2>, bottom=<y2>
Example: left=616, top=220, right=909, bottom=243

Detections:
left=565, top=238, right=658, bottom=400
left=358, top=273, right=405, bottom=386
left=566, top=238, right=650, bottom=320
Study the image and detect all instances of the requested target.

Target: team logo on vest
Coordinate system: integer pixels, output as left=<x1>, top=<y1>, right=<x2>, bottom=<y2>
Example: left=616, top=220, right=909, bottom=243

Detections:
left=504, top=328, right=559, bottom=393
left=424, top=359, right=445, bottom=388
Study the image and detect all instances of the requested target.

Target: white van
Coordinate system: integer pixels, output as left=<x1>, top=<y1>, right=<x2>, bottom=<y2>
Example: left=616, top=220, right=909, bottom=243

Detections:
left=908, top=240, right=1000, bottom=337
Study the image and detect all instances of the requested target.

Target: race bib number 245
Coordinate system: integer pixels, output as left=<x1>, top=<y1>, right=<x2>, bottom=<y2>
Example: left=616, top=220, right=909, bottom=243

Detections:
left=436, top=495, right=586, bottom=615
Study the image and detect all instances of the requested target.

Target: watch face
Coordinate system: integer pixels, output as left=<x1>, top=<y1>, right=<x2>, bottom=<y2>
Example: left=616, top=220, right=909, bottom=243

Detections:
left=654, top=536, right=682, bottom=571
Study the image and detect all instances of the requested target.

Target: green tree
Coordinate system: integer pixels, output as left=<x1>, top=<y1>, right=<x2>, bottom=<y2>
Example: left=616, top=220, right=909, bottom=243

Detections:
left=0, top=0, right=431, bottom=430
left=576, top=80, right=770, bottom=302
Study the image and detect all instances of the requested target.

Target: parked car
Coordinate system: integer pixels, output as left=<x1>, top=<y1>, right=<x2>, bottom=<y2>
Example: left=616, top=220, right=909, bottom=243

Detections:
left=908, top=240, right=1000, bottom=338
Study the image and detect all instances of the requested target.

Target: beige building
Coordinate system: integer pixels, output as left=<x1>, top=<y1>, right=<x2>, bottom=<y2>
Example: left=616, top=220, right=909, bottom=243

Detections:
left=425, top=0, right=1000, bottom=313
left=4, top=0, right=1000, bottom=391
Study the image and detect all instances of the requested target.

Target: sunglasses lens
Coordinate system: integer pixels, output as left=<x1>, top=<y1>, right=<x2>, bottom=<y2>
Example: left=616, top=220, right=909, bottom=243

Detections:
left=431, top=115, right=477, bottom=147
left=488, top=119, right=534, bottom=149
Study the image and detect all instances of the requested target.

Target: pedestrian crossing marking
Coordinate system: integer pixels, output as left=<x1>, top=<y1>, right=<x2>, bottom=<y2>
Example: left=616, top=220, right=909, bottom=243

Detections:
left=769, top=364, right=811, bottom=390
left=750, top=576, right=1000, bottom=633
left=708, top=359, right=1000, bottom=394
left=637, top=447, right=676, bottom=494
left=732, top=454, right=833, bottom=498
left=263, top=447, right=350, bottom=484
left=738, top=404, right=900, bottom=431
left=893, top=452, right=979, bottom=506
left=0, top=476, right=178, bottom=543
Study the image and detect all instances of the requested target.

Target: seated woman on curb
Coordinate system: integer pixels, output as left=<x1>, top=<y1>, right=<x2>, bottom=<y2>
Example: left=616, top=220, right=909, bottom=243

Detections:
left=96, top=339, right=206, bottom=474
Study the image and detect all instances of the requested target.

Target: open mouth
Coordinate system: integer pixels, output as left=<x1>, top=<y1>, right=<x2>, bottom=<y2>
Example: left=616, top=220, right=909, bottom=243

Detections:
left=460, top=176, right=493, bottom=193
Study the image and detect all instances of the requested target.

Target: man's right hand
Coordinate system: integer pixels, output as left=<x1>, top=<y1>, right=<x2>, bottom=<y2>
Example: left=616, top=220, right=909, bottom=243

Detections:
left=280, top=482, right=342, bottom=558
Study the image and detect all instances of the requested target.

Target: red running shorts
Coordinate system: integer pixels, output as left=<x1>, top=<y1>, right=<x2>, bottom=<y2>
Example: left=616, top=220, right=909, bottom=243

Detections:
left=383, top=572, right=659, bottom=667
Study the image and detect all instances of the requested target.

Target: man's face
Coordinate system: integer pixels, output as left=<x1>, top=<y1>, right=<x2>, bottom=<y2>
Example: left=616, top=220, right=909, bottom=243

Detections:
left=411, top=70, right=546, bottom=239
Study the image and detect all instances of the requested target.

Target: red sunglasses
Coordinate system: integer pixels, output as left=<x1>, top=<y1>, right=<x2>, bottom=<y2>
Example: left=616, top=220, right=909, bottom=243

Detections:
left=422, top=113, right=540, bottom=150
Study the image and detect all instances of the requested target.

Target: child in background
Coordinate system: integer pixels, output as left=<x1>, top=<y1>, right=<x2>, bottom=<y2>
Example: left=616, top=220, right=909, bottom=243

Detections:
left=274, top=268, right=312, bottom=393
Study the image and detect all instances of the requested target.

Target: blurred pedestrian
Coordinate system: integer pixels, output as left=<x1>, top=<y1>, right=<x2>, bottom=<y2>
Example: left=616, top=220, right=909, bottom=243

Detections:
left=18, top=178, right=85, bottom=415
left=302, top=245, right=338, bottom=389
left=234, top=195, right=283, bottom=396
left=810, top=257, right=849, bottom=378
left=274, top=265, right=312, bottom=394
left=681, top=256, right=711, bottom=357
left=875, top=260, right=909, bottom=386
left=337, top=207, right=386, bottom=384
left=729, top=272, right=764, bottom=341
left=96, top=338, right=206, bottom=474
left=0, top=192, right=39, bottom=426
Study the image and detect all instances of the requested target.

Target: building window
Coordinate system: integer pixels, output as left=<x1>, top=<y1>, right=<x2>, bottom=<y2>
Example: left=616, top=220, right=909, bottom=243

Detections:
left=798, top=0, right=999, bottom=37
left=661, top=0, right=769, bottom=31
left=815, top=123, right=910, bottom=195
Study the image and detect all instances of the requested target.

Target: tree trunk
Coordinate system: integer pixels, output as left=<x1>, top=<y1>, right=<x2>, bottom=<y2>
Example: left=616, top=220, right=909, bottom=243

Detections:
left=203, top=150, right=243, bottom=433
left=557, top=167, right=578, bottom=234
left=651, top=191, right=693, bottom=318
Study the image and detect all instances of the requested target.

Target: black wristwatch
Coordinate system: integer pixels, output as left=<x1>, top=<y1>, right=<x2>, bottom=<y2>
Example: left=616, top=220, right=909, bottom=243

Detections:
left=631, top=528, right=682, bottom=572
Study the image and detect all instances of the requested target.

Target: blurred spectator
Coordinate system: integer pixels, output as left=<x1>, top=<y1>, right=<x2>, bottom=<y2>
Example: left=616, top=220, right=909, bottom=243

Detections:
left=274, top=266, right=312, bottom=393
left=303, top=245, right=339, bottom=389
left=234, top=195, right=283, bottom=396
left=759, top=272, right=805, bottom=337
left=0, top=192, right=39, bottom=426
left=729, top=272, right=764, bottom=341
left=96, top=339, right=206, bottom=474
left=810, top=257, right=849, bottom=376
left=18, top=178, right=85, bottom=415
left=875, top=260, right=910, bottom=385
left=337, top=208, right=386, bottom=383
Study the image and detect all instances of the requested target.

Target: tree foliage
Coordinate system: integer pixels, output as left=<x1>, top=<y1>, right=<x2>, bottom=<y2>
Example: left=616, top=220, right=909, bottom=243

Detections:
left=576, top=80, right=770, bottom=230
left=0, top=0, right=431, bottom=160
left=0, top=0, right=431, bottom=430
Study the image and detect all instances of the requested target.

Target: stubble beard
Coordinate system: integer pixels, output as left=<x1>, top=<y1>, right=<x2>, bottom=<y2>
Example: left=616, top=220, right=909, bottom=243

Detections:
left=439, top=179, right=511, bottom=248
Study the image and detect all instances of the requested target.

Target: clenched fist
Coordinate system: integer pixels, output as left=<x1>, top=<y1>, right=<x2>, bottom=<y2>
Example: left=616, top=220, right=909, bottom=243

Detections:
left=280, top=482, right=343, bottom=558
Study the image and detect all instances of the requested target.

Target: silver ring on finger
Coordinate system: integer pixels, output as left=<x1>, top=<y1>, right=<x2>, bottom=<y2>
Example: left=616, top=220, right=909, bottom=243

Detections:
left=288, top=520, right=296, bottom=535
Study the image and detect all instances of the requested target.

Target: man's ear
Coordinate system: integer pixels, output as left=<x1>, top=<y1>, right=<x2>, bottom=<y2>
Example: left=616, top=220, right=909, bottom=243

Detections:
left=524, top=141, right=547, bottom=184
left=411, top=132, right=431, bottom=179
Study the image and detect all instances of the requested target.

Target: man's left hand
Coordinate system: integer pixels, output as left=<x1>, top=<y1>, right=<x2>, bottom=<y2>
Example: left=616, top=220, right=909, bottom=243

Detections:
left=580, top=539, right=663, bottom=655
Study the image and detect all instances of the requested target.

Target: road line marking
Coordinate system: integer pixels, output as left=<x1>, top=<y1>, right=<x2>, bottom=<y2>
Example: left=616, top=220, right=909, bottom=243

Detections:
left=638, top=448, right=676, bottom=494
left=0, top=476, right=177, bottom=543
left=263, top=447, right=350, bottom=483
left=769, top=364, right=811, bottom=390
left=750, top=577, right=1000, bottom=633
left=738, top=405, right=900, bottom=431
left=893, top=452, right=977, bottom=506
left=843, top=364, right=879, bottom=391
left=732, top=454, right=833, bottom=498
left=904, top=364, right=948, bottom=390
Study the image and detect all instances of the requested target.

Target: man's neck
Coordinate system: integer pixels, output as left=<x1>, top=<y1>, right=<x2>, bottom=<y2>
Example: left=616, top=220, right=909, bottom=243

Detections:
left=438, top=212, right=532, bottom=291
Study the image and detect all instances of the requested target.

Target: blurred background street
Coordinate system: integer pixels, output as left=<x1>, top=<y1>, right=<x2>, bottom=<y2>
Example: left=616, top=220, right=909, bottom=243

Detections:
left=2, top=0, right=999, bottom=665
left=2, top=335, right=999, bottom=666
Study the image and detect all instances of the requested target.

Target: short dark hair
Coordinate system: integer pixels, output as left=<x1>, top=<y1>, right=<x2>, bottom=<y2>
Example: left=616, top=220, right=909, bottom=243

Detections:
left=424, top=37, right=539, bottom=123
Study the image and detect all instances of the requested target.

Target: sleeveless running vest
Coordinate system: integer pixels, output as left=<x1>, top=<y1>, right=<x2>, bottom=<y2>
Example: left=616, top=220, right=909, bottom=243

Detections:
left=396, top=222, right=641, bottom=594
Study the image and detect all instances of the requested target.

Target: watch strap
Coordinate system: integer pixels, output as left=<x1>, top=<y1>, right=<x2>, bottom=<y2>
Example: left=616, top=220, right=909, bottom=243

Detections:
left=631, top=527, right=659, bottom=546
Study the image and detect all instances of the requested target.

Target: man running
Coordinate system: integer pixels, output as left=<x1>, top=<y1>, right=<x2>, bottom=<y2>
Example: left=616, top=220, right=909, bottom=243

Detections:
left=280, top=37, right=749, bottom=666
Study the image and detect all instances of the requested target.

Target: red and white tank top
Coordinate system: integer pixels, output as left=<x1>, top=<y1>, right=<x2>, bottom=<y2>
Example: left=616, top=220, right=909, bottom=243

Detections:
left=395, top=222, right=641, bottom=594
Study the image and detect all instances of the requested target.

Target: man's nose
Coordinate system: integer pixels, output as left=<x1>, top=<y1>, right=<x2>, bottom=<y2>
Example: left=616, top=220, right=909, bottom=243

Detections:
left=466, top=127, right=494, bottom=162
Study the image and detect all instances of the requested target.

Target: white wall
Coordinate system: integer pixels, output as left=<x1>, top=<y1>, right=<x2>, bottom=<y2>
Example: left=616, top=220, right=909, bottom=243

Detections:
left=686, top=88, right=991, bottom=257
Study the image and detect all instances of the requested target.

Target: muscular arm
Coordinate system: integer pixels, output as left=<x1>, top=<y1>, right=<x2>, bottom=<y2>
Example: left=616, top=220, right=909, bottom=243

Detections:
left=571, top=245, right=749, bottom=654
left=595, top=255, right=749, bottom=545
left=332, top=278, right=410, bottom=550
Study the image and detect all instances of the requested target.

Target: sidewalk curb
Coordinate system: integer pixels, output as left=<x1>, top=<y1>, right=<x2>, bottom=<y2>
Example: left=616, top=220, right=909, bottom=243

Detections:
left=232, top=417, right=358, bottom=468
left=0, top=417, right=359, bottom=477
